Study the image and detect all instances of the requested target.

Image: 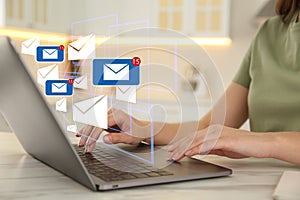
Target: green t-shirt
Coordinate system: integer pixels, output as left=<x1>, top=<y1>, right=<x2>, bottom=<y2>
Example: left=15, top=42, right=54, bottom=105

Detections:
left=233, top=11, right=300, bottom=132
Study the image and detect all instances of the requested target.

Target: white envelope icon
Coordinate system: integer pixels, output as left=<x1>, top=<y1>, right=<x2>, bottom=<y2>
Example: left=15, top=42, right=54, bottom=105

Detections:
left=52, top=83, right=67, bottom=93
left=56, top=98, right=67, bottom=113
left=116, top=86, right=136, bottom=103
left=67, top=125, right=77, bottom=133
left=73, top=95, right=108, bottom=129
left=37, top=64, right=59, bottom=86
left=103, top=64, right=129, bottom=81
left=21, top=37, right=40, bottom=56
left=74, top=76, right=88, bottom=89
left=43, top=49, right=58, bottom=59
left=68, top=34, right=95, bottom=60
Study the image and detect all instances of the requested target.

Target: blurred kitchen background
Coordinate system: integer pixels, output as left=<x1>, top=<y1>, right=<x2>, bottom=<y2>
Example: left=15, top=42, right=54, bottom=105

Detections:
left=0, top=0, right=276, bottom=132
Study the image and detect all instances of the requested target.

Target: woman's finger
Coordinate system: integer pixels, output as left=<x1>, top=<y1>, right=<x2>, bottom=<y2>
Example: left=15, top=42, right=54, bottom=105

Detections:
left=79, top=125, right=94, bottom=147
left=108, top=108, right=124, bottom=127
left=167, top=138, right=184, bottom=152
left=185, top=137, right=226, bottom=157
left=184, top=145, right=201, bottom=157
left=108, top=111, right=117, bottom=127
left=174, top=126, right=223, bottom=159
left=168, top=135, right=197, bottom=160
left=104, top=132, right=142, bottom=145
left=169, top=130, right=207, bottom=159
left=167, top=129, right=201, bottom=152
left=85, top=127, right=104, bottom=152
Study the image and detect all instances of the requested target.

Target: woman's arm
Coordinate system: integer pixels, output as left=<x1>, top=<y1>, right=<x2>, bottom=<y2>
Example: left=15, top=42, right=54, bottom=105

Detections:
left=80, top=82, right=250, bottom=151
left=168, top=125, right=300, bottom=166
left=271, top=132, right=300, bottom=165
left=142, top=82, right=249, bottom=145
left=207, top=82, right=249, bottom=128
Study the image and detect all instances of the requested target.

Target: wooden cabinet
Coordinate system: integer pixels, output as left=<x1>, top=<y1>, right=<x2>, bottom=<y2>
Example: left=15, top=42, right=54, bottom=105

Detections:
left=5, top=0, right=231, bottom=37
left=5, top=0, right=72, bottom=33
left=152, top=0, right=231, bottom=36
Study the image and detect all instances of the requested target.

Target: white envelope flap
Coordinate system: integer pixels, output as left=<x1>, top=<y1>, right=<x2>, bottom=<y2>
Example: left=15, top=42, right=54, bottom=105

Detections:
left=69, top=34, right=95, bottom=52
left=22, top=37, right=38, bottom=48
left=117, top=86, right=131, bottom=94
left=104, top=64, right=129, bottom=74
left=74, top=95, right=106, bottom=114
left=38, top=64, right=57, bottom=78
left=74, top=76, right=86, bottom=84
left=53, top=83, right=66, bottom=90
left=56, top=98, right=66, bottom=106
left=43, top=49, right=57, bottom=55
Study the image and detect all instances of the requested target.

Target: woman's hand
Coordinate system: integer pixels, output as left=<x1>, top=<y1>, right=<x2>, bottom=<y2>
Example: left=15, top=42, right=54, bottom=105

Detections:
left=168, top=125, right=276, bottom=161
left=76, top=108, right=151, bottom=152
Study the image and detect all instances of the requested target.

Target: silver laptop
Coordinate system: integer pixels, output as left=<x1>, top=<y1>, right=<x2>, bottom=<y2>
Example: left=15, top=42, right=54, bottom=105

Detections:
left=0, top=36, right=231, bottom=191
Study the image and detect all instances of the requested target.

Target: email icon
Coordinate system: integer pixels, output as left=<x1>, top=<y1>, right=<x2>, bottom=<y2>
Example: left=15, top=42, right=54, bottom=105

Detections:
left=36, top=46, right=64, bottom=62
left=45, top=80, right=73, bottom=96
left=67, top=125, right=77, bottom=133
left=21, top=37, right=40, bottom=56
left=56, top=98, right=67, bottom=113
left=74, top=75, right=88, bottom=89
left=52, top=83, right=67, bottom=93
left=73, top=95, right=108, bottom=129
left=93, top=59, right=140, bottom=86
left=68, top=34, right=95, bottom=60
left=37, top=64, right=59, bottom=86
left=116, top=86, right=136, bottom=103
left=103, top=64, right=129, bottom=81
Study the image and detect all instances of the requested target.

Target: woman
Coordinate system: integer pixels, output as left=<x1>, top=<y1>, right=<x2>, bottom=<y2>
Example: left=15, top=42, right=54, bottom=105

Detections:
left=78, top=0, right=300, bottom=165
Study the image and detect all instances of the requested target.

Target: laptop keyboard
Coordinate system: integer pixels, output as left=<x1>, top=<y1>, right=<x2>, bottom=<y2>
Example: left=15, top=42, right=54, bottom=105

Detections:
left=73, top=145, right=173, bottom=182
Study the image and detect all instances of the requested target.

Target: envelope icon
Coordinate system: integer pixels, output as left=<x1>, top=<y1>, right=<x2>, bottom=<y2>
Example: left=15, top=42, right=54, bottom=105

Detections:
left=67, top=125, right=77, bottom=133
left=56, top=98, right=67, bottom=113
left=73, top=95, right=108, bottom=129
left=116, top=86, right=136, bottom=103
left=74, top=76, right=88, bottom=89
left=68, top=34, right=95, bottom=60
left=21, top=37, right=40, bottom=56
left=43, top=49, right=58, bottom=59
left=37, top=64, right=59, bottom=86
left=52, top=83, right=67, bottom=93
left=103, top=64, right=129, bottom=81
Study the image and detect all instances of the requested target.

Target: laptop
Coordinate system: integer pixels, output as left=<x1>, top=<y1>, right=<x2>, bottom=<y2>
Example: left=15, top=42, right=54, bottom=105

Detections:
left=0, top=36, right=232, bottom=191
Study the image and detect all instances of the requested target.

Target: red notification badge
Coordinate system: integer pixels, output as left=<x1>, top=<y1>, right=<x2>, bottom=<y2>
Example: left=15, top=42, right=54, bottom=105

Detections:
left=132, top=57, right=141, bottom=66
left=59, top=45, right=65, bottom=51
left=68, top=79, right=74, bottom=84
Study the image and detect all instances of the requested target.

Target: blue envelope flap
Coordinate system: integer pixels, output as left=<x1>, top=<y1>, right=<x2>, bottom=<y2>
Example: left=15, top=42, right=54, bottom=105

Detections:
left=43, top=49, right=57, bottom=55
left=52, top=83, right=66, bottom=89
left=104, top=64, right=129, bottom=74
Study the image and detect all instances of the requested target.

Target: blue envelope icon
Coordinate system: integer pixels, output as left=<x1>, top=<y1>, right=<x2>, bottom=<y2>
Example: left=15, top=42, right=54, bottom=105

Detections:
left=45, top=80, right=73, bottom=96
left=37, top=46, right=64, bottom=62
left=93, top=59, right=140, bottom=86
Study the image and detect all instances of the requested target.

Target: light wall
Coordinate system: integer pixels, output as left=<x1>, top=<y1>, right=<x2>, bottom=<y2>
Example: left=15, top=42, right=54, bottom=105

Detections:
left=0, top=0, right=5, bottom=27
left=204, top=0, right=268, bottom=86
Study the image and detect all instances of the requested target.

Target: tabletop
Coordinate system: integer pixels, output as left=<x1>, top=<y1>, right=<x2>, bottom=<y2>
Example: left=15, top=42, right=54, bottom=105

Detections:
left=1, top=131, right=299, bottom=200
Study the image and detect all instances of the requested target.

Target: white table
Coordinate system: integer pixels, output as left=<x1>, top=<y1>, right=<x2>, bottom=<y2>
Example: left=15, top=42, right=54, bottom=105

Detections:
left=1, top=131, right=299, bottom=200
